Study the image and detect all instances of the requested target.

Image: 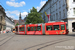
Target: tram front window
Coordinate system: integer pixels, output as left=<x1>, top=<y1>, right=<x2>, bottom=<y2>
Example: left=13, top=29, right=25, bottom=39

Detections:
left=16, top=28, right=18, bottom=31
left=61, top=25, right=65, bottom=30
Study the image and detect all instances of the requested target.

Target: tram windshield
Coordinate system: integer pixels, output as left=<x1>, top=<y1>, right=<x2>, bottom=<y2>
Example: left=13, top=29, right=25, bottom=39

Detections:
left=61, top=25, right=65, bottom=30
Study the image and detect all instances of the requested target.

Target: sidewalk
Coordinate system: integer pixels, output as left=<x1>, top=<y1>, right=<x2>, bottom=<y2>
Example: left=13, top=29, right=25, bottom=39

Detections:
left=67, top=32, right=75, bottom=36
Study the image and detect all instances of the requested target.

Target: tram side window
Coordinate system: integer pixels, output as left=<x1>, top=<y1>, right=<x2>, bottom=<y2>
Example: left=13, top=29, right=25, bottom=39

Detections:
left=22, top=27, right=24, bottom=31
left=19, top=27, right=21, bottom=31
left=34, top=27, right=36, bottom=31
left=19, top=27, right=24, bottom=31
left=28, top=27, right=30, bottom=31
left=37, top=26, right=41, bottom=31
left=54, top=25, right=59, bottom=30
left=46, top=26, right=52, bottom=31
left=61, top=25, right=65, bottom=30
left=31, top=27, right=34, bottom=31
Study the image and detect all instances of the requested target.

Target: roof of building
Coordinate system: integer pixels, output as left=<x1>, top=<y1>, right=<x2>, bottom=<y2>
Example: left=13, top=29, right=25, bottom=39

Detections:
left=0, top=5, right=6, bottom=14
left=6, top=16, right=14, bottom=23
left=14, top=20, right=19, bottom=23
left=39, top=0, right=50, bottom=12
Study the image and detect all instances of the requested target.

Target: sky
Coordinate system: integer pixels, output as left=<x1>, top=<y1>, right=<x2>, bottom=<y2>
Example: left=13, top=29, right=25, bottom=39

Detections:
left=0, top=0, right=47, bottom=20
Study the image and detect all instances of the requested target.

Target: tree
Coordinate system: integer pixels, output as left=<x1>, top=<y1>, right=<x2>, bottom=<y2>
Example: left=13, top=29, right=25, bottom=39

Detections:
left=15, top=23, right=19, bottom=26
left=25, top=7, right=44, bottom=24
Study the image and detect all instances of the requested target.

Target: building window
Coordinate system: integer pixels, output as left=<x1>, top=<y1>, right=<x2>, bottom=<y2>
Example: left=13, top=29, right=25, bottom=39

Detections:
left=59, top=1, right=60, bottom=7
left=56, top=13, right=58, bottom=20
left=74, top=8, right=75, bottom=15
left=0, top=16, right=1, bottom=21
left=53, top=14, right=55, bottom=21
left=59, top=11, right=61, bottom=19
left=52, top=15, right=53, bottom=21
left=56, top=3, right=57, bottom=11
left=73, top=0, right=75, bottom=2
left=1, top=16, right=2, bottom=21
left=63, top=9, right=65, bottom=18
left=0, top=16, right=2, bottom=21
left=63, top=0, right=66, bottom=4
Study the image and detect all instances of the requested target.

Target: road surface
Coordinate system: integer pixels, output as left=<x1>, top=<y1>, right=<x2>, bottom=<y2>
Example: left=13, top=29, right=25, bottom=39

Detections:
left=0, top=33, right=75, bottom=50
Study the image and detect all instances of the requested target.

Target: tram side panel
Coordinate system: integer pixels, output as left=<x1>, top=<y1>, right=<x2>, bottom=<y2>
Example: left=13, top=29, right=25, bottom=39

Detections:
left=45, top=23, right=58, bottom=35
left=26, top=24, right=35, bottom=35
left=26, top=24, right=43, bottom=35
left=18, top=25, right=25, bottom=35
left=45, top=22, right=68, bottom=35
left=34, top=24, right=43, bottom=35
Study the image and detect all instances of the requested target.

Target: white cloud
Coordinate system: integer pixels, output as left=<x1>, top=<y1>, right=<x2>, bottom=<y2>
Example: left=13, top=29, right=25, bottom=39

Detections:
left=21, top=12, right=28, bottom=17
left=37, top=1, right=46, bottom=11
left=6, top=10, right=28, bottom=19
left=10, top=0, right=15, bottom=1
left=17, top=12, right=28, bottom=19
left=6, top=1, right=25, bottom=7
left=6, top=11, right=15, bottom=19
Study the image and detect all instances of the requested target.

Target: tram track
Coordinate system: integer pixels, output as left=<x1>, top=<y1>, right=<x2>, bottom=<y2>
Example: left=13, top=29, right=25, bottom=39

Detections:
left=0, top=35, right=15, bottom=46
left=24, top=36, right=75, bottom=50
left=0, top=36, right=11, bottom=42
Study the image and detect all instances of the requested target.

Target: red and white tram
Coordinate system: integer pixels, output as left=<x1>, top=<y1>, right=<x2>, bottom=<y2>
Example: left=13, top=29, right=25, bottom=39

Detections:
left=15, top=22, right=68, bottom=35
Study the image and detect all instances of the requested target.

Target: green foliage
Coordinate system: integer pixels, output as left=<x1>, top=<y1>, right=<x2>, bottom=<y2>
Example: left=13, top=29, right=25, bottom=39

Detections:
left=25, top=7, right=44, bottom=24
left=15, top=23, right=19, bottom=26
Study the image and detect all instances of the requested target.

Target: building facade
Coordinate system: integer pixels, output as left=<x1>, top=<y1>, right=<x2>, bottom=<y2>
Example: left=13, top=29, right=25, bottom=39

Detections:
left=39, top=0, right=75, bottom=33
left=5, top=16, right=15, bottom=32
left=0, top=5, right=6, bottom=33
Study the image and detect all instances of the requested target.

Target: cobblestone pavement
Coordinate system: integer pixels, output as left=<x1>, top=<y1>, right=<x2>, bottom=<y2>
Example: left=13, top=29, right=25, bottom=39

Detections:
left=0, top=33, right=75, bottom=50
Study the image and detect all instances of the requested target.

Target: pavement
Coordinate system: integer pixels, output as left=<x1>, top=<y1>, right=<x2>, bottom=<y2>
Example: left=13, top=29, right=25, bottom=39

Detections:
left=0, top=33, right=75, bottom=50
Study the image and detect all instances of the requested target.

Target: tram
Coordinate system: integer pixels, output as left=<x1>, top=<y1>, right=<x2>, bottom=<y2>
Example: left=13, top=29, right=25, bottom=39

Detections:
left=12, top=28, right=16, bottom=33
left=15, top=22, right=68, bottom=35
